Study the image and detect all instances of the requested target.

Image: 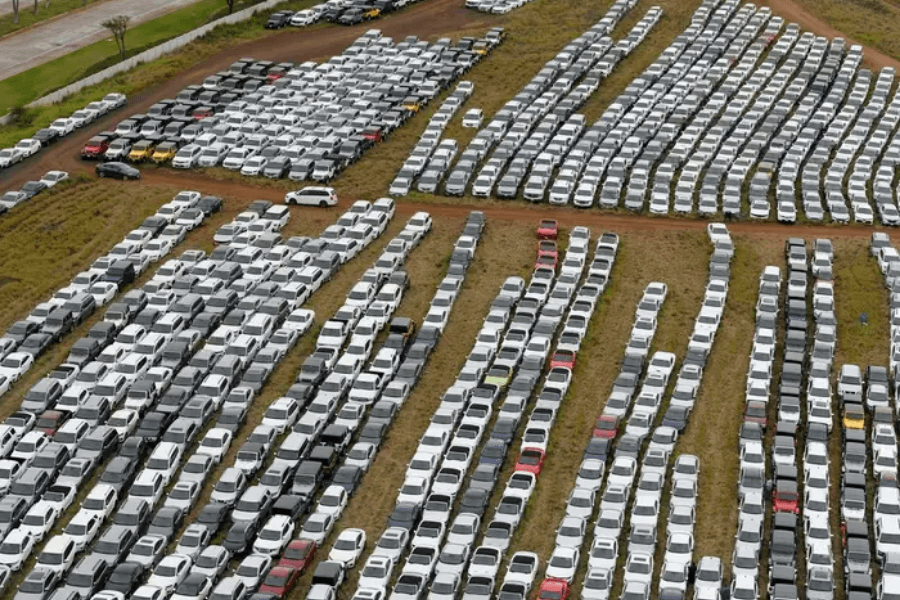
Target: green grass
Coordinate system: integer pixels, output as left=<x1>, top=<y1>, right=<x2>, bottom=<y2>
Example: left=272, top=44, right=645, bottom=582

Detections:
left=0, top=0, right=105, bottom=39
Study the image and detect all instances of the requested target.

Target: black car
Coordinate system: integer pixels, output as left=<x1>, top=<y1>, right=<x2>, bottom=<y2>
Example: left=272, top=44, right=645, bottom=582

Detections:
left=99, top=456, right=139, bottom=493
left=265, top=10, right=293, bottom=28
left=135, top=411, right=175, bottom=442
left=19, top=332, right=53, bottom=357
left=198, top=195, right=223, bottom=215
left=97, top=161, right=140, bottom=180
left=106, top=562, right=145, bottom=595
left=196, top=502, right=230, bottom=536
left=33, top=128, right=61, bottom=146
left=223, top=519, right=260, bottom=555
left=387, top=501, right=420, bottom=531
left=148, top=506, right=185, bottom=540
left=459, top=487, right=490, bottom=517
left=19, top=181, right=48, bottom=199
left=331, top=465, right=362, bottom=495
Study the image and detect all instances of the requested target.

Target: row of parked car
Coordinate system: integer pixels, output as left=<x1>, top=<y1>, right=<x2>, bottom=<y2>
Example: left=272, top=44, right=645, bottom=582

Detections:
left=563, top=223, right=732, bottom=600
left=322, top=223, right=613, bottom=600
left=260, top=211, right=487, bottom=600
left=82, top=30, right=500, bottom=187
left=870, top=232, right=900, bottom=600
left=0, top=94, right=126, bottom=171
left=463, top=0, right=533, bottom=15
left=0, top=197, right=401, bottom=600
left=0, top=170, right=70, bottom=215
left=0, top=190, right=219, bottom=397
left=389, top=0, right=650, bottom=200
left=266, top=0, right=427, bottom=29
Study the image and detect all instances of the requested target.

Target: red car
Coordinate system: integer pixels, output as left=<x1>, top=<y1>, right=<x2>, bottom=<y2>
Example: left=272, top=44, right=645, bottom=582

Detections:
left=535, top=254, right=558, bottom=270
left=81, top=136, right=110, bottom=160
left=743, top=400, right=768, bottom=429
left=259, top=566, right=300, bottom=598
left=550, top=350, right=576, bottom=370
left=537, top=219, right=559, bottom=240
left=773, top=481, right=799, bottom=514
left=538, top=240, right=558, bottom=259
left=277, top=539, right=316, bottom=572
left=592, top=414, right=619, bottom=439
left=538, top=578, right=570, bottom=600
left=515, top=448, right=545, bottom=475
left=35, top=410, right=69, bottom=436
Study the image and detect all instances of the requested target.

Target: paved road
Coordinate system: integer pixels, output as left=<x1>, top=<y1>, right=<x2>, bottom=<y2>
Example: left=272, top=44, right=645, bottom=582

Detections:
left=0, top=0, right=203, bottom=81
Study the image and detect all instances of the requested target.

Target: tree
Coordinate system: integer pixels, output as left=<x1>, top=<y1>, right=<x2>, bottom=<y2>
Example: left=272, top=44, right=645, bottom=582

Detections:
left=31, top=0, right=37, bottom=14
left=225, top=0, right=236, bottom=14
left=102, top=15, right=131, bottom=61
left=11, top=0, right=19, bottom=24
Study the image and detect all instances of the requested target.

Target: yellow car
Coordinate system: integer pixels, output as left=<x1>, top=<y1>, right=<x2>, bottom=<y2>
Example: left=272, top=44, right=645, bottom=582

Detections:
left=151, top=142, right=178, bottom=164
left=843, top=405, right=865, bottom=429
left=128, top=140, right=155, bottom=163
left=402, top=97, right=422, bottom=113
left=473, top=41, right=490, bottom=55
left=362, top=6, right=380, bottom=18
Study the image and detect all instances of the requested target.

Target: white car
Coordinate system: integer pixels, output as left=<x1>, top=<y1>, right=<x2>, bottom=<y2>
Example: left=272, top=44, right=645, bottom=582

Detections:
left=126, top=534, right=168, bottom=569
left=0, top=148, right=23, bottom=168
left=196, top=428, right=233, bottom=463
left=300, top=512, right=335, bottom=545
left=285, top=186, right=338, bottom=207
left=0, top=528, right=34, bottom=570
left=40, top=171, right=69, bottom=188
left=88, top=282, right=118, bottom=306
left=234, top=554, right=272, bottom=591
left=545, top=546, right=579, bottom=583
left=0, top=352, right=34, bottom=383
left=149, top=554, right=193, bottom=593
left=191, top=545, right=230, bottom=581
left=329, top=528, right=366, bottom=567
left=358, top=554, right=394, bottom=592
left=163, top=480, right=202, bottom=512
left=468, top=546, right=502, bottom=579
left=20, top=501, right=59, bottom=543
left=290, top=9, right=318, bottom=25
left=372, top=527, right=408, bottom=566
left=175, top=524, right=211, bottom=560
left=317, top=485, right=348, bottom=519
left=62, top=509, right=103, bottom=552
left=253, top=515, right=295, bottom=556
left=15, top=139, right=41, bottom=158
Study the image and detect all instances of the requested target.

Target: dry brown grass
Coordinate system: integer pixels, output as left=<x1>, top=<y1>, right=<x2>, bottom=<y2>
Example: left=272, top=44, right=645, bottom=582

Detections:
left=680, top=233, right=783, bottom=567
left=832, top=237, right=889, bottom=368
left=300, top=219, right=535, bottom=599
left=505, top=229, right=709, bottom=581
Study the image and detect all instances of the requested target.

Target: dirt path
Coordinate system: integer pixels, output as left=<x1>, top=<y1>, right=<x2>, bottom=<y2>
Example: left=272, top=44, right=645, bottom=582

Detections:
left=136, top=168, right=886, bottom=238
left=759, top=0, right=900, bottom=70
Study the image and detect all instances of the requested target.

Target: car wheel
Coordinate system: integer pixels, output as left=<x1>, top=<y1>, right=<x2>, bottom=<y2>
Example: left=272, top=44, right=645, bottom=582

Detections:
left=319, top=200, right=328, bottom=208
